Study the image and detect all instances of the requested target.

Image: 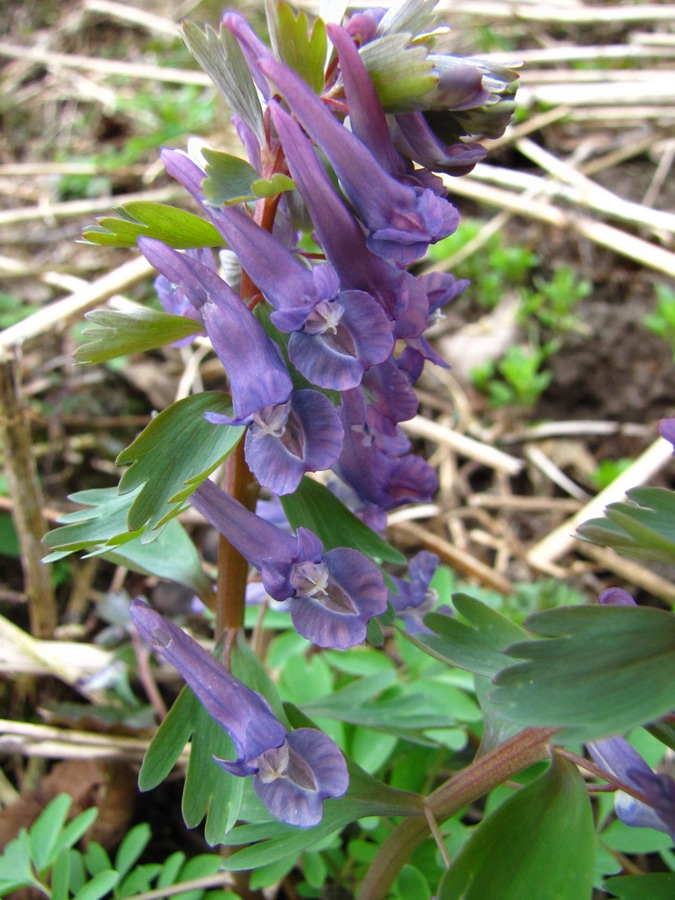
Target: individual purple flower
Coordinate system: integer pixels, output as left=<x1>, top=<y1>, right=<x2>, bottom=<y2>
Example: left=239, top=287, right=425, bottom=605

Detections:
left=129, top=600, right=347, bottom=826
left=236, top=34, right=458, bottom=264
left=154, top=246, right=212, bottom=338
left=389, top=551, right=443, bottom=634
left=390, top=113, right=487, bottom=177
left=190, top=479, right=388, bottom=648
left=161, top=149, right=392, bottom=391
left=659, top=417, right=675, bottom=453
left=599, top=587, right=637, bottom=607
left=240, top=389, right=344, bottom=495
left=138, top=237, right=292, bottom=422
left=588, top=736, right=675, bottom=841
left=336, top=388, right=438, bottom=512
left=269, top=101, right=429, bottom=338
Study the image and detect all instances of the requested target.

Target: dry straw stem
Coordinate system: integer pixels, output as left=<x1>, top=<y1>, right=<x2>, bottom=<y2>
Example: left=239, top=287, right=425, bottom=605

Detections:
left=442, top=2, right=675, bottom=25
left=0, top=186, right=175, bottom=228
left=0, top=718, right=181, bottom=762
left=0, top=351, right=57, bottom=639
left=527, top=437, right=675, bottom=569
left=443, top=173, right=675, bottom=279
left=402, top=415, right=523, bottom=476
left=0, top=41, right=211, bottom=86
left=0, top=255, right=154, bottom=350
left=393, top=519, right=515, bottom=595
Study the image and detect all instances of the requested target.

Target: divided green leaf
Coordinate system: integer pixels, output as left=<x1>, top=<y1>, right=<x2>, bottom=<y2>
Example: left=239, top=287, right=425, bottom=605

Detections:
left=82, top=202, right=223, bottom=248
left=202, top=149, right=294, bottom=206
left=277, top=3, right=327, bottom=94
left=404, top=593, right=527, bottom=678
left=116, top=392, right=245, bottom=532
left=281, top=476, right=405, bottom=564
left=437, top=756, right=595, bottom=900
left=576, top=486, right=675, bottom=564
left=359, top=34, right=436, bottom=112
left=491, top=605, right=675, bottom=741
left=604, top=873, right=675, bottom=899
left=74, top=308, right=203, bottom=365
left=180, top=22, right=265, bottom=142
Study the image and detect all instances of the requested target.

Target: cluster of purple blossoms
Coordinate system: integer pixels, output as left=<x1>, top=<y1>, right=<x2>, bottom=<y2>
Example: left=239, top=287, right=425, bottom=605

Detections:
left=136, top=4, right=517, bottom=651
left=129, top=2, right=519, bottom=827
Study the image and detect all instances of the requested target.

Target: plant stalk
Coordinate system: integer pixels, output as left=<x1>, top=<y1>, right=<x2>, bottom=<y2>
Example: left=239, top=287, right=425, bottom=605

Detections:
left=358, top=727, right=557, bottom=900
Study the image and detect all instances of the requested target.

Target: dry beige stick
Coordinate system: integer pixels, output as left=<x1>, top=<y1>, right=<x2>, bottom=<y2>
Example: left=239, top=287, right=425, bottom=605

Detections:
left=470, top=494, right=581, bottom=513
left=642, top=138, right=675, bottom=209
left=527, top=437, right=674, bottom=570
left=486, top=106, right=573, bottom=151
left=443, top=2, right=675, bottom=25
left=502, top=420, right=649, bottom=442
left=0, top=41, right=211, bottom=86
left=580, top=133, right=663, bottom=177
left=480, top=43, right=675, bottom=63
left=83, top=0, right=178, bottom=36
left=632, top=31, right=675, bottom=47
left=402, top=415, right=524, bottom=476
left=0, top=162, right=145, bottom=176
left=570, top=107, right=675, bottom=122
left=0, top=718, right=188, bottom=762
left=521, top=69, right=667, bottom=83
left=0, top=352, right=57, bottom=638
left=519, top=81, right=675, bottom=108
left=443, top=177, right=675, bottom=279
left=523, top=445, right=590, bottom=502
left=580, top=545, right=675, bottom=607
left=0, top=255, right=154, bottom=350
left=514, top=138, right=675, bottom=236
left=0, top=186, right=175, bottom=227
left=392, top=520, right=515, bottom=595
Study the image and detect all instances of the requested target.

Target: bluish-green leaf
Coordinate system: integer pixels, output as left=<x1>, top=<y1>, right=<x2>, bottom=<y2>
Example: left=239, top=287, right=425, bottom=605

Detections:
left=82, top=202, right=223, bottom=248
left=54, top=807, right=99, bottom=859
left=577, top=486, right=675, bottom=565
left=202, top=149, right=294, bottom=206
left=182, top=700, right=244, bottom=844
left=359, top=34, right=436, bottom=112
left=100, top=518, right=213, bottom=600
left=180, top=22, right=265, bottom=143
left=42, top=488, right=143, bottom=560
left=74, top=308, right=203, bottom=365
left=221, top=758, right=421, bottom=870
left=277, top=3, right=327, bottom=94
left=491, top=605, right=675, bottom=741
left=281, top=477, right=405, bottom=564
left=139, top=686, right=197, bottom=791
left=604, top=873, right=675, bottom=899
left=437, top=756, right=595, bottom=900
left=116, top=393, right=244, bottom=532
left=0, top=830, right=38, bottom=892
left=404, top=593, right=527, bottom=678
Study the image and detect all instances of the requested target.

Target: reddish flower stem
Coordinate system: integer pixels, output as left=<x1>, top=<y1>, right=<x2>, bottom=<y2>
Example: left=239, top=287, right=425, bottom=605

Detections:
left=358, top=727, right=557, bottom=900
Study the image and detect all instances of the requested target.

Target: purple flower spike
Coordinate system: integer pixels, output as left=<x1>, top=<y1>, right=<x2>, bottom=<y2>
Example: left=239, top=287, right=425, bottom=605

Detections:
left=258, top=56, right=459, bottom=265
left=242, top=390, right=344, bottom=495
left=246, top=728, right=348, bottom=827
left=129, top=599, right=286, bottom=762
left=588, top=737, right=675, bottom=840
left=139, top=238, right=292, bottom=422
left=191, top=480, right=388, bottom=648
left=389, top=551, right=442, bottom=634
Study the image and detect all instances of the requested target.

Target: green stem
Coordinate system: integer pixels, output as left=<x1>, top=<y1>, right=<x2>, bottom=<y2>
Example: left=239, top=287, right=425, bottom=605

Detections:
left=358, top=727, right=557, bottom=900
